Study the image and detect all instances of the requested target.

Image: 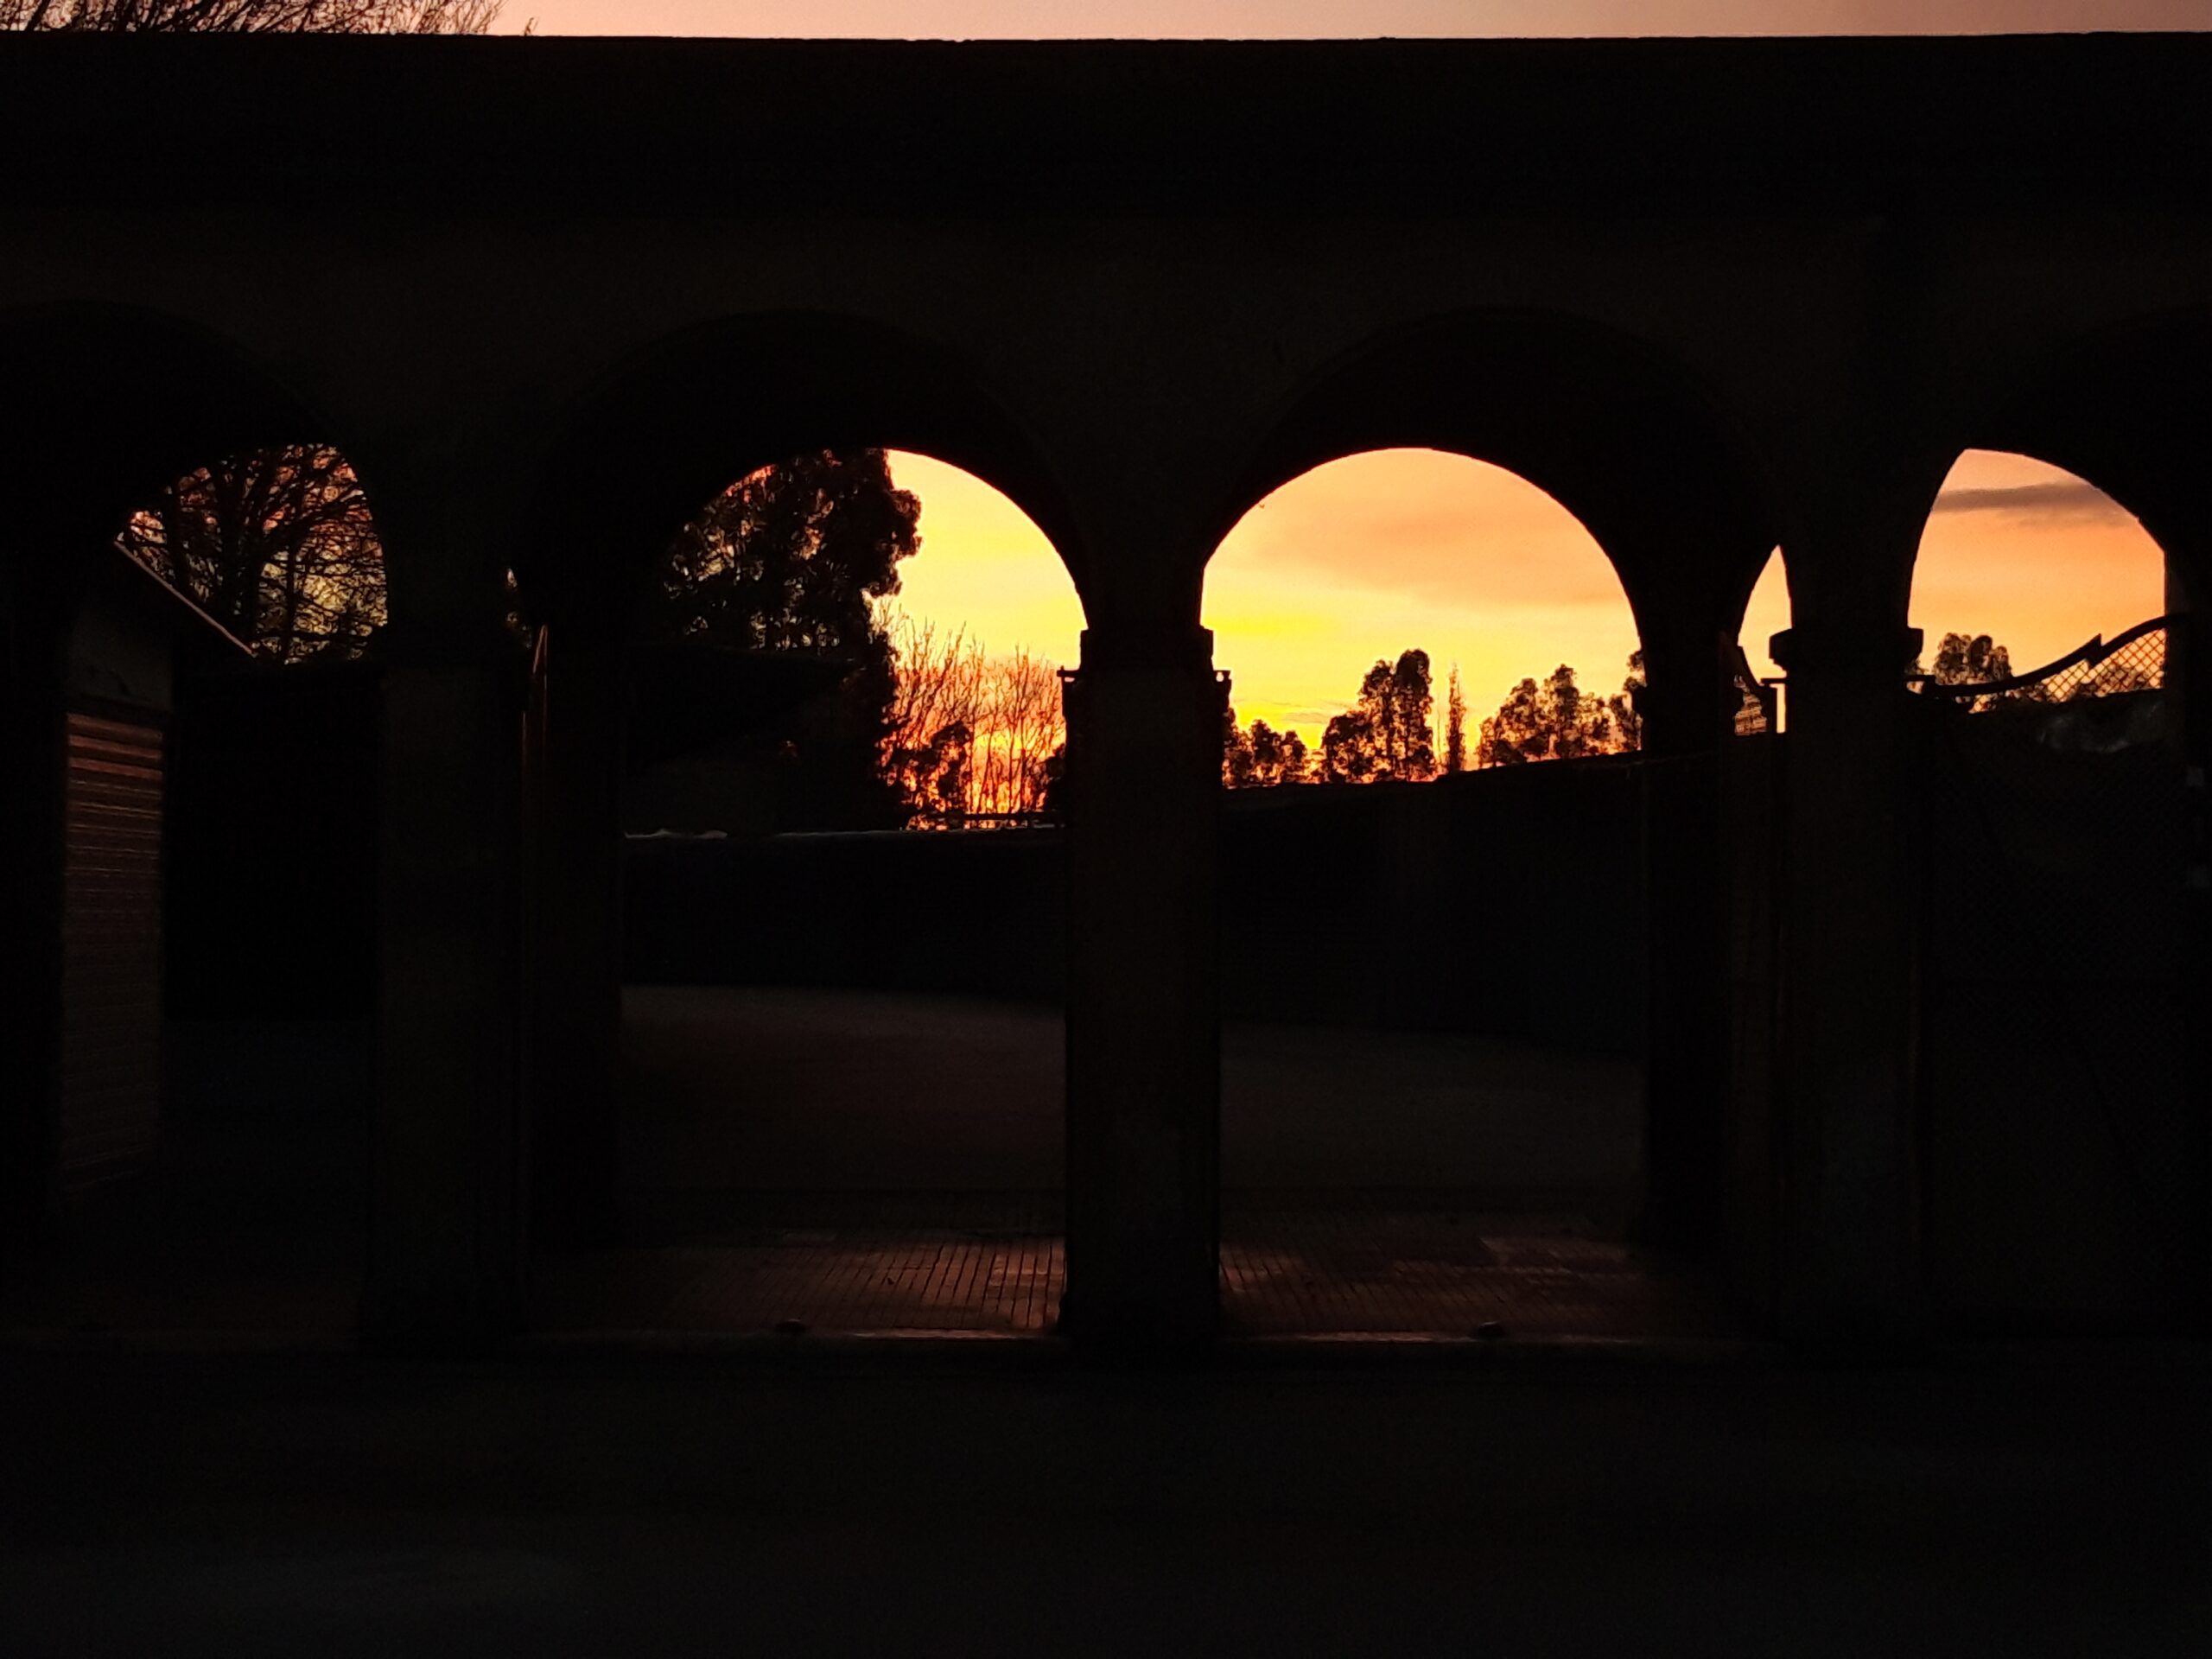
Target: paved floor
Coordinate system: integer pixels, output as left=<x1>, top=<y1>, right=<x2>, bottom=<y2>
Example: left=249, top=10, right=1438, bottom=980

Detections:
left=623, top=985, right=1641, bottom=1194
left=6, top=994, right=1663, bottom=1344
left=536, top=1196, right=1722, bottom=1342
left=599, top=988, right=1669, bottom=1341
left=4, top=1351, right=2206, bottom=1656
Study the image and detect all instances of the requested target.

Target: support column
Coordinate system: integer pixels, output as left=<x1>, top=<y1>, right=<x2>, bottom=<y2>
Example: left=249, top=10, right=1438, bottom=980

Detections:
left=523, top=623, right=626, bottom=1250
left=1060, top=621, right=1222, bottom=1350
left=0, top=569, right=70, bottom=1251
left=1768, top=604, right=1926, bottom=1344
left=1634, top=623, right=1744, bottom=1254
left=360, top=605, right=528, bottom=1349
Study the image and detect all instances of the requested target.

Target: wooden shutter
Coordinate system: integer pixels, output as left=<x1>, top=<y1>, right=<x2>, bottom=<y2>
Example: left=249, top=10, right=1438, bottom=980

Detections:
left=58, top=709, right=165, bottom=1190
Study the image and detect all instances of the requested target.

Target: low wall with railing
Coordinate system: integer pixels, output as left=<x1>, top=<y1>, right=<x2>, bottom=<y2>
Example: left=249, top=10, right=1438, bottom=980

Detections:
left=623, top=753, right=1650, bottom=1055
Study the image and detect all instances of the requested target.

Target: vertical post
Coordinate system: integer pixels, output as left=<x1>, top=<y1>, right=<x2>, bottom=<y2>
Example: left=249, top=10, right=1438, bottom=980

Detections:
left=1768, top=605, right=1927, bottom=1343
left=1060, top=622, right=1222, bottom=1350
left=1635, top=625, right=1741, bottom=1254
left=0, top=575, right=69, bottom=1251
left=524, top=623, right=626, bottom=1250
left=361, top=606, right=528, bottom=1349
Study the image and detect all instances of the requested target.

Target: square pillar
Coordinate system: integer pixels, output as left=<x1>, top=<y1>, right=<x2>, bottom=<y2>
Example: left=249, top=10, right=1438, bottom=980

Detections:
left=360, top=618, right=527, bottom=1349
left=0, top=603, right=67, bottom=1250
left=1635, top=630, right=1746, bottom=1256
left=1059, top=625, right=1222, bottom=1350
left=522, top=624, right=626, bottom=1250
left=1768, top=617, right=1925, bottom=1342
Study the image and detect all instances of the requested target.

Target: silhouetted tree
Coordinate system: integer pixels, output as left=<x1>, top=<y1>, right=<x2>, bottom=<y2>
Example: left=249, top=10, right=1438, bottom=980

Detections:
left=1918, top=628, right=2156, bottom=710
left=56, top=0, right=502, bottom=652
left=1224, top=708, right=1311, bottom=787
left=1929, top=632, right=2016, bottom=688
left=1477, top=652, right=1643, bottom=766
left=1248, top=719, right=1310, bottom=787
left=120, top=446, right=385, bottom=661
left=882, top=613, right=1065, bottom=825
left=1320, top=649, right=1435, bottom=782
left=642, top=450, right=921, bottom=828
left=3, top=0, right=498, bottom=29
left=1319, top=707, right=1380, bottom=783
left=1917, top=632, right=2041, bottom=714
left=1442, top=664, right=1467, bottom=775
left=1614, top=649, right=1647, bottom=750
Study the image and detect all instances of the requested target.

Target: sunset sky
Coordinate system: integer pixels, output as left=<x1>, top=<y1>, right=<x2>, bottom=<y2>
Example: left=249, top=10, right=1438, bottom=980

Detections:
left=497, top=2, right=2210, bottom=39
left=886, top=448, right=2171, bottom=743
left=549, top=0, right=2185, bottom=741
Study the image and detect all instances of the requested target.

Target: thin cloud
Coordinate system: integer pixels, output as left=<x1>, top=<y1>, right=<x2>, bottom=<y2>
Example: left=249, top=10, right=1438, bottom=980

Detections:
left=1929, top=480, right=2133, bottom=522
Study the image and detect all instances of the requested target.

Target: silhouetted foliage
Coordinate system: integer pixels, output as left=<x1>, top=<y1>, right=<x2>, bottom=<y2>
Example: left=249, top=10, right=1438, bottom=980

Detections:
left=56, top=0, right=501, bottom=653
left=1917, top=628, right=2156, bottom=712
left=3, top=0, right=498, bottom=29
left=1320, top=649, right=1436, bottom=783
left=1929, top=632, right=2016, bottom=688
left=120, top=446, right=385, bottom=661
left=1223, top=707, right=1311, bottom=787
left=883, top=614, right=1065, bottom=826
left=643, top=450, right=921, bottom=829
left=1477, top=652, right=1643, bottom=767
left=1442, top=664, right=1467, bottom=775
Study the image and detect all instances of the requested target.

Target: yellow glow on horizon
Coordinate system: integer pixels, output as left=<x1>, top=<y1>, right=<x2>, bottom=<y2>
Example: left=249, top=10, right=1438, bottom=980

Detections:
left=1205, top=449, right=1641, bottom=741
left=877, top=451, right=1085, bottom=663
left=869, top=447, right=2168, bottom=747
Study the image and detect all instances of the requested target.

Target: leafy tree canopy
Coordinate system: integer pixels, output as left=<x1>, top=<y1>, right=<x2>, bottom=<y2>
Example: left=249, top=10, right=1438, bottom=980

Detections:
left=1476, top=652, right=1643, bottom=767
left=3, top=0, right=498, bottom=30
left=1224, top=708, right=1311, bottom=788
left=121, top=446, right=385, bottom=662
left=639, top=449, right=922, bottom=830
left=1927, top=632, right=2015, bottom=687
left=1319, top=649, right=1436, bottom=784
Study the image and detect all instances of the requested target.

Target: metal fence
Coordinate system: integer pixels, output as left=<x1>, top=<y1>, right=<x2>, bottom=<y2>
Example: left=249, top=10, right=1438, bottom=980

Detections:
left=1920, top=615, right=2167, bottom=719
left=1913, top=613, right=2193, bottom=1327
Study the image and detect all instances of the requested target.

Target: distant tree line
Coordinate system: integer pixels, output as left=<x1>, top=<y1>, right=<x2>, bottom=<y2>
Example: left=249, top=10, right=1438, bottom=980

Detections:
left=1224, top=649, right=1645, bottom=788
left=3, top=0, right=498, bottom=30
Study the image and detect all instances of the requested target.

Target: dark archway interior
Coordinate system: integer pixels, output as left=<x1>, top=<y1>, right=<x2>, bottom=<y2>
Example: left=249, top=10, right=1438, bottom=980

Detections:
left=1199, top=315, right=1781, bottom=1339
left=518, top=321, right=1087, bottom=1338
left=1910, top=314, right=2212, bottom=1333
left=0, top=306, right=378, bottom=1339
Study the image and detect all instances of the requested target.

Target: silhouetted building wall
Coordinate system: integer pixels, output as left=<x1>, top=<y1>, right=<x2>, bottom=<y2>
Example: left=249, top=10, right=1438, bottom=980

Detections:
left=164, top=658, right=382, bottom=1022
left=5, top=33, right=2207, bottom=1347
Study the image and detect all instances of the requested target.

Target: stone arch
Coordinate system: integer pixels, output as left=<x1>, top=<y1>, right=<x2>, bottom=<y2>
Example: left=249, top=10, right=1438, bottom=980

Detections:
left=0, top=301, right=342, bottom=566
left=1963, top=305, right=2212, bottom=604
left=1211, top=307, right=1783, bottom=673
left=1901, top=307, right=2212, bottom=1331
left=512, top=309, right=1090, bottom=636
left=0, top=302, right=384, bottom=1268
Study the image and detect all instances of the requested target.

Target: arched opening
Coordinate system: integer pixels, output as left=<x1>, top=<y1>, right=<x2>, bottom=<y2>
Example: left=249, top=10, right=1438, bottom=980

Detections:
left=1738, top=550, right=1791, bottom=710
left=0, top=307, right=389, bottom=1340
left=521, top=428, right=1084, bottom=1341
left=1905, top=446, right=2193, bottom=1332
left=1205, top=447, right=1724, bottom=1341
left=0, top=307, right=386, bottom=1338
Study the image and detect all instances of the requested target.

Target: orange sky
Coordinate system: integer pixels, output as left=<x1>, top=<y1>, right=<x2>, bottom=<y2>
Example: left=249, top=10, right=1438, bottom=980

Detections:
left=499, top=3, right=2209, bottom=38
left=885, top=447, right=2171, bottom=746
left=558, top=1, right=2186, bottom=738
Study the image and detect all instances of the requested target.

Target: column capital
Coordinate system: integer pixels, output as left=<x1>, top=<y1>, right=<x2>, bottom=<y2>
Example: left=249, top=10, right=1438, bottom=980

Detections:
left=1769, top=622, right=1922, bottom=677
left=1077, top=623, right=1214, bottom=674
